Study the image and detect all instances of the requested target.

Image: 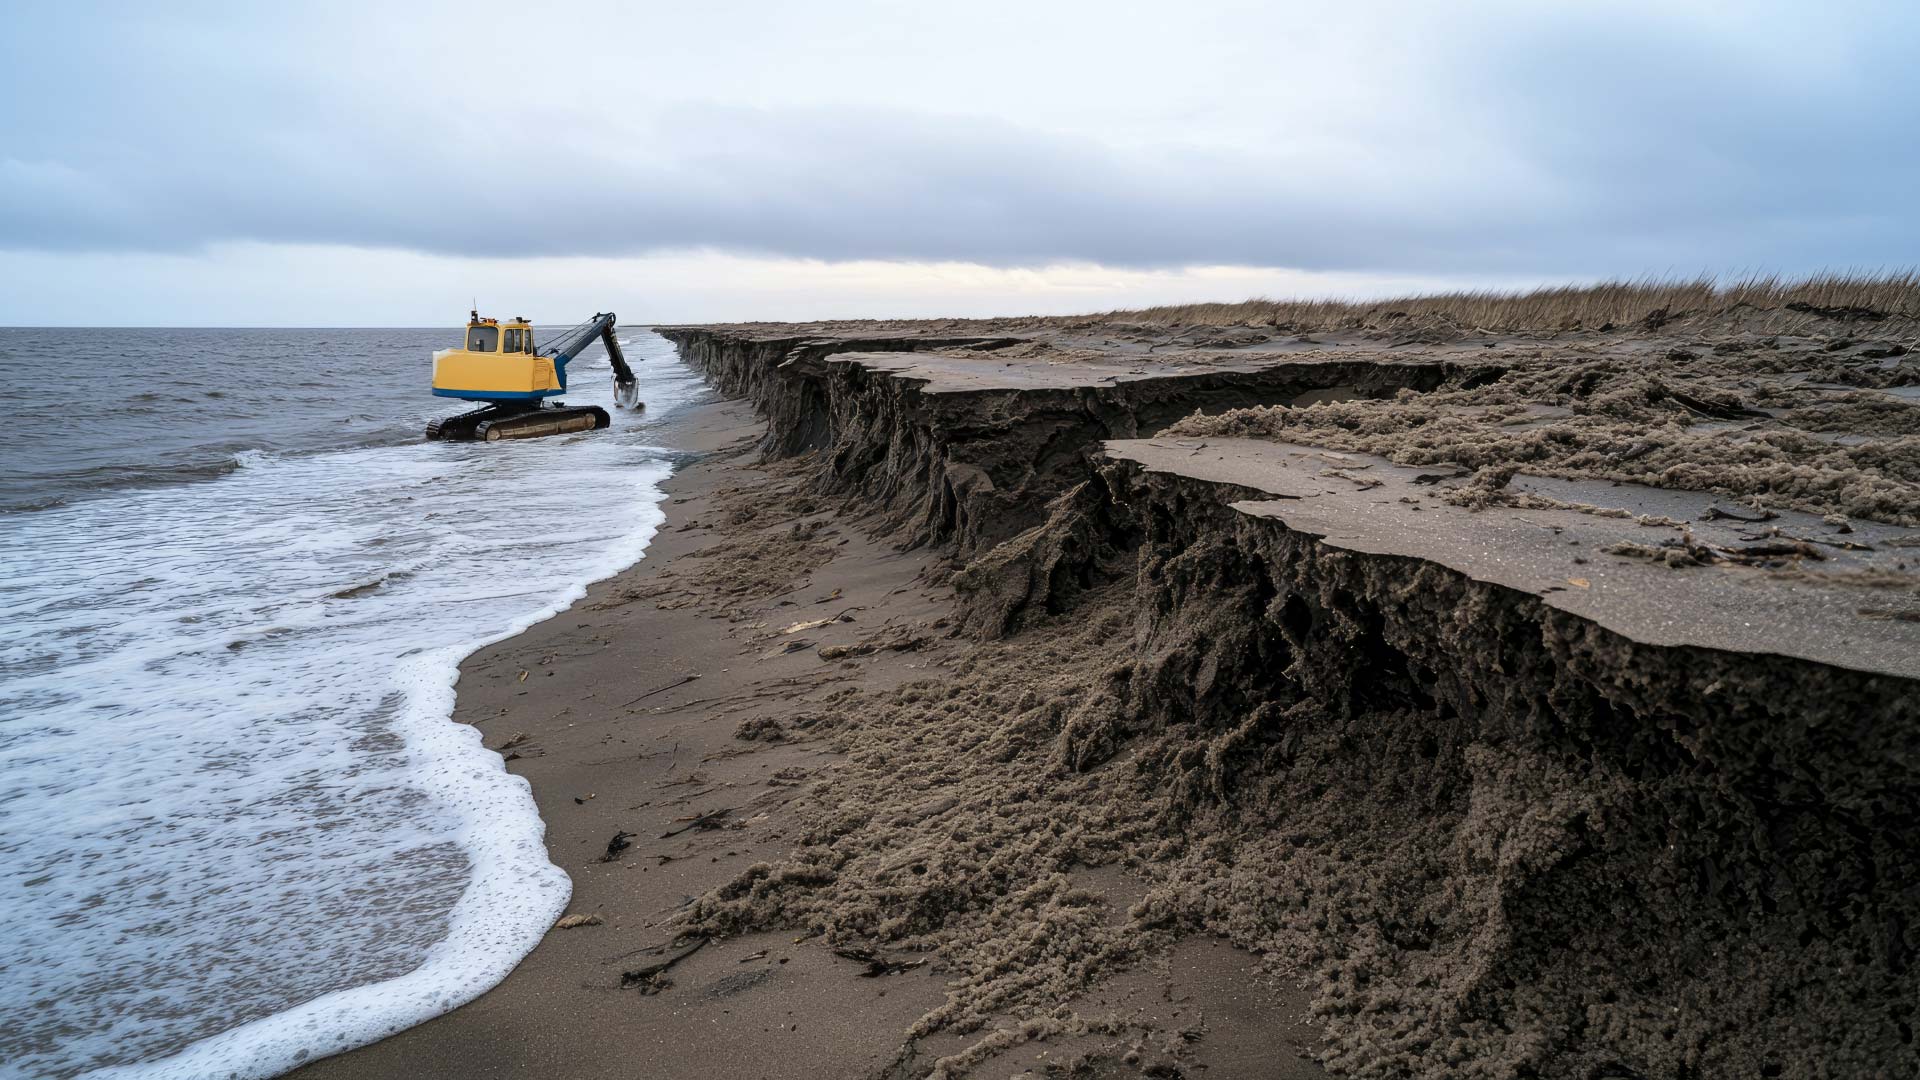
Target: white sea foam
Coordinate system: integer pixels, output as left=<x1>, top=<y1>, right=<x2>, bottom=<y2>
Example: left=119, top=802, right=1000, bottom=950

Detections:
left=0, top=333, right=707, bottom=1078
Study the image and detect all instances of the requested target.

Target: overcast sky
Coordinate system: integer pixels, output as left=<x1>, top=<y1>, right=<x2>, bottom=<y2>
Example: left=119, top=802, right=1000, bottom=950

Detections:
left=3, top=0, right=1914, bottom=325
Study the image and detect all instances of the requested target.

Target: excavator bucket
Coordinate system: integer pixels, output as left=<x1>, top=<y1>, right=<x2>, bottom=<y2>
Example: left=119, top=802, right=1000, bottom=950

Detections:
left=601, top=329, right=641, bottom=410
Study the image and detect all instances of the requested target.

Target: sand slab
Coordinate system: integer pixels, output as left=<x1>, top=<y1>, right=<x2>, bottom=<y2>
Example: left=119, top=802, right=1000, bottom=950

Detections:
left=1106, top=436, right=1920, bottom=678
left=808, top=348, right=1485, bottom=396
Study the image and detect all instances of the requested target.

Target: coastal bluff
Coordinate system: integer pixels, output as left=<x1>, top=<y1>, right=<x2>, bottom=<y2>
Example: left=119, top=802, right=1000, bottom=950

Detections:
left=658, top=310, right=1919, bottom=1079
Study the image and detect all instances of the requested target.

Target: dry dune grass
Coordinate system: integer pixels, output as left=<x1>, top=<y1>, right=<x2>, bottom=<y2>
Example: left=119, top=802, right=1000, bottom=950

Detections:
left=1072, top=272, right=1920, bottom=335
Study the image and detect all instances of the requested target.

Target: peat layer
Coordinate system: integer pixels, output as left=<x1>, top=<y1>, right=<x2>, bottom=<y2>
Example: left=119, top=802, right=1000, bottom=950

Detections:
left=656, top=318, right=1919, bottom=1080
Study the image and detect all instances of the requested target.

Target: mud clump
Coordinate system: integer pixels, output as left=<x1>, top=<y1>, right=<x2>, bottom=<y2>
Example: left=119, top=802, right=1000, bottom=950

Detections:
left=733, top=715, right=788, bottom=742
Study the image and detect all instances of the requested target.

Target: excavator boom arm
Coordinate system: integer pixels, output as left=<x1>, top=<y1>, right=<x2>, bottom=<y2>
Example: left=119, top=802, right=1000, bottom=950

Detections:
left=540, top=312, right=637, bottom=400
left=598, top=323, right=635, bottom=388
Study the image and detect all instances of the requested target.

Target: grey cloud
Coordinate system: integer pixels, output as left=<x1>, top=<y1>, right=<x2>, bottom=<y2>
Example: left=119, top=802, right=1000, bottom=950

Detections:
left=4, top=5, right=1918, bottom=278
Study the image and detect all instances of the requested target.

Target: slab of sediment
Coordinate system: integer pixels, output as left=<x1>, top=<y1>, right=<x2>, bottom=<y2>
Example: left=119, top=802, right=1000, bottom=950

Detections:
left=1105, top=435, right=1920, bottom=677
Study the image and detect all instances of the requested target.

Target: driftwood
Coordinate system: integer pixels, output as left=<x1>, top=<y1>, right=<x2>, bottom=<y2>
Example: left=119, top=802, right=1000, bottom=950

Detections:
left=621, top=938, right=709, bottom=993
left=659, top=806, right=736, bottom=839
left=832, top=947, right=930, bottom=977
left=1703, top=506, right=1777, bottom=524
left=619, top=673, right=700, bottom=709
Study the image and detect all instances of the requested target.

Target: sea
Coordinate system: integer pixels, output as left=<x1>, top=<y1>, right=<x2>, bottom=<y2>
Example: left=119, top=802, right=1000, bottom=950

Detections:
left=0, top=327, right=713, bottom=1079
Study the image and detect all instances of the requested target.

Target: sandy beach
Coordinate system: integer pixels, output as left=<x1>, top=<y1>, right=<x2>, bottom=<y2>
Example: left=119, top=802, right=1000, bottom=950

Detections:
left=302, top=296, right=1918, bottom=1079
left=294, top=390, right=1328, bottom=1079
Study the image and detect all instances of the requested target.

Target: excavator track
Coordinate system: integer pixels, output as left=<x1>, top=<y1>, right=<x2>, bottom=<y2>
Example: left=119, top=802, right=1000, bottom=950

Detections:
left=427, top=403, right=611, bottom=441
left=474, top=405, right=610, bottom=441
left=425, top=403, right=506, bottom=441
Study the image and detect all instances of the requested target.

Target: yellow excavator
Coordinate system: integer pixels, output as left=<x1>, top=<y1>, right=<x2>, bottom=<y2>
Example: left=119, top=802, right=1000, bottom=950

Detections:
left=426, top=310, right=641, bottom=440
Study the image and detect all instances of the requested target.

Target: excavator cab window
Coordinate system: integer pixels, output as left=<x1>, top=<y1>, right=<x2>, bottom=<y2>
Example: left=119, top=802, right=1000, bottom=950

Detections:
left=467, top=325, right=499, bottom=352
left=502, top=328, right=520, bottom=353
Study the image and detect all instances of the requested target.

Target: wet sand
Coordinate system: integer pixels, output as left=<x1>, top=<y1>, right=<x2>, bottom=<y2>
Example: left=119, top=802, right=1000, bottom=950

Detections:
left=295, top=393, right=1326, bottom=1080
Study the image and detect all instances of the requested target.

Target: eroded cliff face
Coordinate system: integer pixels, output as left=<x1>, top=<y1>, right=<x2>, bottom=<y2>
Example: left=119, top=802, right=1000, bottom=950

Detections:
left=659, top=327, right=1491, bottom=553
left=660, top=327, right=1919, bottom=1078
left=996, top=462, right=1917, bottom=1077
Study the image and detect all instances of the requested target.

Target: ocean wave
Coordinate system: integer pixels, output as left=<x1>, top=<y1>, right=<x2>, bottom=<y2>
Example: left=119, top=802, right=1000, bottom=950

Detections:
left=71, top=489, right=679, bottom=1078
left=0, top=459, right=247, bottom=514
left=2, top=330, right=704, bottom=1078
left=0, top=431, right=431, bottom=515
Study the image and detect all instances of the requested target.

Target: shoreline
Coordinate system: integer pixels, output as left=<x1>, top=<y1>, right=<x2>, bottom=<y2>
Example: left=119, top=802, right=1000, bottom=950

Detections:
left=295, top=379, right=1327, bottom=1080
left=304, top=311, right=1919, bottom=1078
left=2, top=332, right=707, bottom=1080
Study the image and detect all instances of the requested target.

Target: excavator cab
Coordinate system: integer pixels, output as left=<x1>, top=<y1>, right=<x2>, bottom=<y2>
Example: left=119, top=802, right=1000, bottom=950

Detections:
left=426, top=309, right=641, bottom=441
left=432, top=311, right=560, bottom=402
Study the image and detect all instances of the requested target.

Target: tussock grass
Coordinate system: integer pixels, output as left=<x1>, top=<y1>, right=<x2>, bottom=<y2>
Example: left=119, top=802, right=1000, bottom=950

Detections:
left=1072, top=272, right=1920, bottom=334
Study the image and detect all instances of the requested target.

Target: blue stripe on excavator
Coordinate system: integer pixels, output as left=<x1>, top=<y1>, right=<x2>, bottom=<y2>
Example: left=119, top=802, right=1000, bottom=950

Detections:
left=432, top=387, right=561, bottom=401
